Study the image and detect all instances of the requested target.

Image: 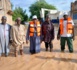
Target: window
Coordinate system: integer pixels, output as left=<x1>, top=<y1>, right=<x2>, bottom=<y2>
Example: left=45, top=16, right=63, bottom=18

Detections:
left=73, top=13, right=77, bottom=19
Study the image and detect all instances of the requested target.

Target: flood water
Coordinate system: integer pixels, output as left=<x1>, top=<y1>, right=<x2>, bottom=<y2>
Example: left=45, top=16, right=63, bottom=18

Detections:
left=0, top=37, right=77, bottom=70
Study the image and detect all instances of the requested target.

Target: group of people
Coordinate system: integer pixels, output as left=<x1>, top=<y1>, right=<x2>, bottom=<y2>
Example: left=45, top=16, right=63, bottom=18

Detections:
left=0, top=12, right=75, bottom=57
left=0, top=17, right=26, bottom=57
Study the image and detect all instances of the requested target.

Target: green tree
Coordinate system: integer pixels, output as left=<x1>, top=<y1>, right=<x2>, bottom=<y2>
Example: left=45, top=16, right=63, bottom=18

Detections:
left=29, top=0, right=57, bottom=19
left=12, top=7, right=28, bottom=23
left=11, top=3, right=13, bottom=10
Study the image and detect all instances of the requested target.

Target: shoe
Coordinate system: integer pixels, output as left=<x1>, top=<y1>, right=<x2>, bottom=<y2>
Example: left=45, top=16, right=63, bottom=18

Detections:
left=46, top=48, right=48, bottom=51
left=50, top=48, right=53, bottom=52
left=5, top=53, right=8, bottom=57
left=5, top=55, right=8, bottom=57
left=0, top=54, right=1, bottom=57
left=20, top=50, right=23, bottom=55
left=69, top=51, right=73, bottom=53
left=15, top=51, right=18, bottom=57
left=61, top=50, right=64, bottom=52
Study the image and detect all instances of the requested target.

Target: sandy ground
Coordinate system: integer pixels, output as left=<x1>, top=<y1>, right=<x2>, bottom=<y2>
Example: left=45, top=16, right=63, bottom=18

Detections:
left=0, top=37, right=77, bottom=70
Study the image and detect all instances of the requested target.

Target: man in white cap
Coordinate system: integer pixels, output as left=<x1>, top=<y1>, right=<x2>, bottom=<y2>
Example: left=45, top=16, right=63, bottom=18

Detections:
left=0, top=16, right=11, bottom=57
left=26, top=15, right=41, bottom=54
left=57, top=12, right=75, bottom=53
left=10, top=17, right=26, bottom=57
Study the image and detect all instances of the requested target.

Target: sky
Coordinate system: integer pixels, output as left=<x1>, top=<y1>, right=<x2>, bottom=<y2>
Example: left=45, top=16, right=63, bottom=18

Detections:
left=10, top=0, right=76, bottom=16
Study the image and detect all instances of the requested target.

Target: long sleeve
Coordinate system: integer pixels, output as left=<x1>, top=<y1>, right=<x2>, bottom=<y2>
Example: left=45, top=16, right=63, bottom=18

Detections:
left=72, top=25, right=75, bottom=39
left=10, top=26, right=13, bottom=41
left=9, top=25, right=12, bottom=41
left=71, top=20, right=75, bottom=39
left=26, top=25, right=30, bottom=40
left=57, top=27, right=60, bottom=36
left=52, top=25, right=55, bottom=40
left=41, top=23, right=44, bottom=41
left=51, top=23, right=55, bottom=40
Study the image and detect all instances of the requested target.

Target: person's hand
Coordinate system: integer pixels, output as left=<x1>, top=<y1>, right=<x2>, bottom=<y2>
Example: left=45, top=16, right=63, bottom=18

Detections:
left=26, top=40, right=29, bottom=44
left=73, top=36, right=75, bottom=41
left=40, top=40, right=42, bottom=43
left=10, top=40, right=13, bottom=43
left=23, top=42, right=25, bottom=44
left=57, top=35, right=60, bottom=40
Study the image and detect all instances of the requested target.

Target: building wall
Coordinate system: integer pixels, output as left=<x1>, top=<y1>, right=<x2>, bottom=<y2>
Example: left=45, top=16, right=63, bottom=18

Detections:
left=0, top=0, right=13, bottom=25
left=71, top=1, right=77, bottom=24
left=71, top=1, right=77, bottom=35
left=50, top=13, right=59, bottom=19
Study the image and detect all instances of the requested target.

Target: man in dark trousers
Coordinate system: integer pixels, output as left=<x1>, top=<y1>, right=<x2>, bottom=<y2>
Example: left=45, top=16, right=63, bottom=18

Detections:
left=42, top=15, right=54, bottom=52
left=57, top=12, right=75, bottom=53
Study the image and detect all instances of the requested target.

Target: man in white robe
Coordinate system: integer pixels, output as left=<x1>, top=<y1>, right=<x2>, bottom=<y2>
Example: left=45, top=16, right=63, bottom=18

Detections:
left=0, top=16, right=11, bottom=57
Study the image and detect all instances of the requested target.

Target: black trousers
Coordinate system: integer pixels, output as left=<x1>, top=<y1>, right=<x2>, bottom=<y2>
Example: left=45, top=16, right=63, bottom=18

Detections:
left=45, top=42, right=53, bottom=49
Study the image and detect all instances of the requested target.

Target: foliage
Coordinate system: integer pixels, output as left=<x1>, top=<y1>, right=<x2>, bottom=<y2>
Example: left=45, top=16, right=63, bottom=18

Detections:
left=12, top=7, right=28, bottom=23
left=29, top=0, right=57, bottom=19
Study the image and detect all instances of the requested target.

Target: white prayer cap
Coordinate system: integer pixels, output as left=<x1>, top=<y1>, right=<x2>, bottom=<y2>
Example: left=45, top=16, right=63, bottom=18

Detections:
left=17, top=17, right=21, bottom=20
left=63, top=12, right=68, bottom=16
left=32, top=15, right=37, bottom=19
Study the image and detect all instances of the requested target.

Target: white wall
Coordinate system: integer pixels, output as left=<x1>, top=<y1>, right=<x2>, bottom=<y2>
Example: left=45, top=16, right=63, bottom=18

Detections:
left=49, top=14, right=59, bottom=19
